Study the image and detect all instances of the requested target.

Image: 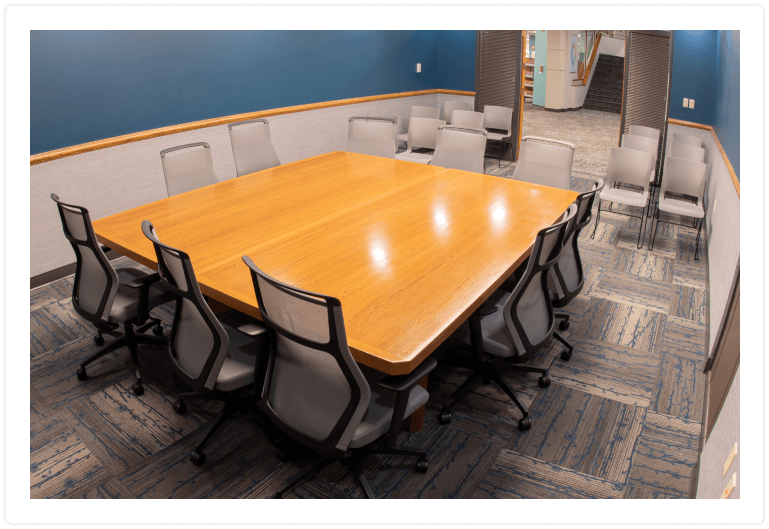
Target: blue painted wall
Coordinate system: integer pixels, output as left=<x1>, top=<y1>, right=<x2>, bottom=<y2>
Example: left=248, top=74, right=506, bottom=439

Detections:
left=712, top=30, right=740, bottom=179
left=31, top=30, right=448, bottom=155
left=669, top=31, right=718, bottom=125
left=437, top=30, right=476, bottom=91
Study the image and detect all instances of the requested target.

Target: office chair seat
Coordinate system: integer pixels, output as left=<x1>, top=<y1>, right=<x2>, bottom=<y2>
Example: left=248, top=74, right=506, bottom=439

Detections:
left=657, top=195, right=705, bottom=218
left=348, top=383, right=429, bottom=449
left=108, top=268, right=175, bottom=323
left=454, top=289, right=520, bottom=359
left=598, top=186, right=649, bottom=208
left=213, top=313, right=266, bottom=392
left=486, top=132, right=511, bottom=142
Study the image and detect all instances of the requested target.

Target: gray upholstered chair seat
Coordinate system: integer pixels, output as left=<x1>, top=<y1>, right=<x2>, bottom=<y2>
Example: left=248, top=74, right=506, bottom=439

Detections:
left=213, top=315, right=266, bottom=392
left=348, top=383, right=429, bottom=449
left=486, top=132, right=510, bottom=142
left=108, top=268, right=175, bottom=323
left=453, top=289, right=521, bottom=359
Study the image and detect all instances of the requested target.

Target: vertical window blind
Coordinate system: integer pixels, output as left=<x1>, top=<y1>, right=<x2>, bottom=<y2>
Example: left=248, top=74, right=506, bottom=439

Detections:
left=475, top=30, right=521, bottom=160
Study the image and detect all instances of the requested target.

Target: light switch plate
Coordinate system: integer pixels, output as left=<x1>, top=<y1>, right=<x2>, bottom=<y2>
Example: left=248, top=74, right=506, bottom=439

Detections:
left=683, top=98, right=689, bottom=107
left=689, top=99, right=695, bottom=109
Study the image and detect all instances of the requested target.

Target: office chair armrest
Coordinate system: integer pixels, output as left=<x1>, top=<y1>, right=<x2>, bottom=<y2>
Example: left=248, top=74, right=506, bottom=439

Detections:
left=237, top=323, right=269, bottom=337
left=124, top=272, right=161, bottom=289
left=473, top=302, right=498, bottom=317
left=377, top=357, right=437, bottom=393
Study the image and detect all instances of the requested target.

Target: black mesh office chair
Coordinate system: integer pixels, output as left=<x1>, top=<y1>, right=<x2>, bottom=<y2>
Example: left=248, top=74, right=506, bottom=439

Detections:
left=549, top=179, right=605, bottom=342
left=51, top=194, right=172, bottom=395
left=142, top=221, right=269, bottom=466
left=438, top=205, right=578, bottom=431
left=242, top=256, right=437, bottom=499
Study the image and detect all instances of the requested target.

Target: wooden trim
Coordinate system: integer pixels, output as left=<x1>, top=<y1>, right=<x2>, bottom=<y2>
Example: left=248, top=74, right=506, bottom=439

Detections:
left=576, top=33, right=602, bottom=86
left=667, top=118, right=740, bottom=198
left=30, top=89, right=476, bottom=166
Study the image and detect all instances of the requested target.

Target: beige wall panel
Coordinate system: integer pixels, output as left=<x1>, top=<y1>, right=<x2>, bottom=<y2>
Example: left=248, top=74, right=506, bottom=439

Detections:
left=545, top=70, right=566, bottom=109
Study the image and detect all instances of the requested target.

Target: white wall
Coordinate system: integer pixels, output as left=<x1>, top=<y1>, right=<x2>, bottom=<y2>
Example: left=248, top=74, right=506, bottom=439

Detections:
left=31, top=93, right=474, bottom=278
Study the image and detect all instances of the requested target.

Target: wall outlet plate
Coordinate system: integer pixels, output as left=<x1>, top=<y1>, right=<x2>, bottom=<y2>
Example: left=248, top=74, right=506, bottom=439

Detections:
left=416, top=63, right=421, bottom=73
left=689, top=99, right=695, bottom=109
left=683, top=98, right=689, bottom=107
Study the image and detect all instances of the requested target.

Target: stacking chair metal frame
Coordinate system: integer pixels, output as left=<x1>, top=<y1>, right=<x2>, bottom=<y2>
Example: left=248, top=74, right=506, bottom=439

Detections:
left=513, top=136, right=576, bottom=190
left=51, top=194, right=168, bottom=396
left=243, top=256, right=437, bottom=499
left=649, top=157, right=707, bottom=260
left=227, top=118, right=281, bottom=177
left=429, top=126, right=488, bottom=174
left=483, top=105, right=514, bottom=167
left=347, top=116, right=398, bottom=159
left=438, top=205, right=578, bottom=432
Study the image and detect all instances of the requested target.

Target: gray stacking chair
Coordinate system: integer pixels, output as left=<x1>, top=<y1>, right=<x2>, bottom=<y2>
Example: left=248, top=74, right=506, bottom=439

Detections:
left=160, top=142, right=219, bottom=197
left=346, top=116, right=397, bottom=159
left=512, top=136, right=575, bottom=190
left=649, top=157, right=707, bottom=259
left=483, top=105, right=514, bottom=166
left=51, top=194, right=171, bottom=395
left=242, top=256, right=437, bottom=499
left=622, top=133, right=658, bottom=184
left=442, top=100, right=472, bottom=124
left=549, top=180, right=605, bottom=334
left=395, top=117, right=445, bottom=164
left=438, top=205, right=578, bottom=431
left=670, top=132, right=703, bottom=148
left=430, top=126, right=487, bottom=173
left=397, top=105, right=441, bottom=146
left=228, top=118, right=281, bottom=177
left=629, top=124, right=661, bottom=144
left=669, top=142, right=706, bottom=163
left=450, top=110, right=485, bottom=130
left=592, top=147, right=654, bottom=248
left=142, top=221, right=269, bottom=466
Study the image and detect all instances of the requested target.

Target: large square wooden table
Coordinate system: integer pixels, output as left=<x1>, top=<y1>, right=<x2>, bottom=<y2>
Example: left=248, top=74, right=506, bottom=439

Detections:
left=94, top=151, right=577, bottom=429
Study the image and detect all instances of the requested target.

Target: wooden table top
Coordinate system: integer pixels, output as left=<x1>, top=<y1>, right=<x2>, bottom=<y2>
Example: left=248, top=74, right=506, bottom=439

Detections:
left=94, top=151, right=578, bottom=374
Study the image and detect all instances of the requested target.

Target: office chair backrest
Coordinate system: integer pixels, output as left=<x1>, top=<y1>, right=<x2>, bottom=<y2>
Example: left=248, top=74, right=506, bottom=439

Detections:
left=668, top=142, right=706, bottom=163
left=346, top=117, right=397, bottom=159
left=450, top=110, right=485, bottom=130
left=410, top=105, right=441, bottom=120
left=406, top=117, right=446, bottom=151
left=431, top=126, right=487, bottom=173
left=228, top=119, right=281, bottom=177
left=660, top=157, right=707, bottom=203
left=51, top=194, right=119, bottom=322
left=512, top=137, right=575, bottom=190
left=504, top=204, right=577, bottom=355
left=442, top=100, right=472, bottom=124
left=621, top=133, right=659, bottom=168
left=606, top=147, right=653, bottom=190
left=670, top=132, right=703, bottom=148
left=549, top=179, right=605, bottom=303
left=242, top=256, right=370, bottom=454
left=482, top=105, right=513, bottom=135
left=142, top=221, right=230, bottom=392
left=628, top=124, right=660, bottom=143
left=160, top=142, right=219, bottom=197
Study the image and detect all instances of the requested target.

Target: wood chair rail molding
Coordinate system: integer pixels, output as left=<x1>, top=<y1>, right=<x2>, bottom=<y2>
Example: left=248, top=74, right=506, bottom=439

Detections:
left=30, top=89, right=475, bottom=166
left=668, top=118, right=740, bottom=198
left=575, top=33, right=602, bottom=85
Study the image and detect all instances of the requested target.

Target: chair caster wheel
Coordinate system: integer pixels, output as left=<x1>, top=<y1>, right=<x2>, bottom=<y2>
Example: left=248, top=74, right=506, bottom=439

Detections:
left=132, top=382, right=145, bottom=396
left=76, top=367, right=88, bottom=381
left=560, top=350, right=572, bottom=361
left=172, top=400, right=186, bottom=414
left=415, top=458, right=429, bottom=473
left=518, top=418, right=531, bottom=431
left=559, top=320, right=569, bottom=331
left=153, top=324, right=164, bottom=336
left=538, top=375, right=550, bottom=388
left=93, top=335, right=104, bottom=346
left=438, top=410, right=452, bottom=425
left=190, top=450, right=206, bottom=466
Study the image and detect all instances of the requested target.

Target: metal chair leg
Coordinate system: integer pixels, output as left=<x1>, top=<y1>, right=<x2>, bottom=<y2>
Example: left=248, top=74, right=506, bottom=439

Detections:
left=591, top=200, right=602, bottom=239
left=348, top=458, right=375, bottom=499
left=649, top=204, right=660, bottom=252
left=277, top=456, right=326, bottom=498
left=636, top=205, right=648, bottom=249
left=694, top=217, right=703, bottom=260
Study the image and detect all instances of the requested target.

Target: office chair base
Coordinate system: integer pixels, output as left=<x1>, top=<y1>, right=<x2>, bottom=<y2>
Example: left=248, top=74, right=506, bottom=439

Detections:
left=553, top=331, right=574, bottom=361
left=558, top=319, right=569, bottom=331
left=93, top=334, right=105, bottom=346
left=131, top=381, right=145, bottom=396
left=560, top=351, right=572, bottom=361
left=172, top=400, right=187, bottom=414
left=538, top=375, right=551, bottom=388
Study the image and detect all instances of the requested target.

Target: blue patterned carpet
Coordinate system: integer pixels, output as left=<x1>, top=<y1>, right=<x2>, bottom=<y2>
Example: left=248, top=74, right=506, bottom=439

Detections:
left=30, top=164, right=706, bottom=499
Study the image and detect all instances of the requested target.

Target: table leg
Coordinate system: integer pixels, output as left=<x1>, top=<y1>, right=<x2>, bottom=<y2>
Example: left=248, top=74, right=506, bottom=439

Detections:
left=406, top=375, right=429, bottom=432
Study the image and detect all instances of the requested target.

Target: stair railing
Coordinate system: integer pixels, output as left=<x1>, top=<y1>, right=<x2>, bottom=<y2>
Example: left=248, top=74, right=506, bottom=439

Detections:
left=573, top=32, right=602, bottom=86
